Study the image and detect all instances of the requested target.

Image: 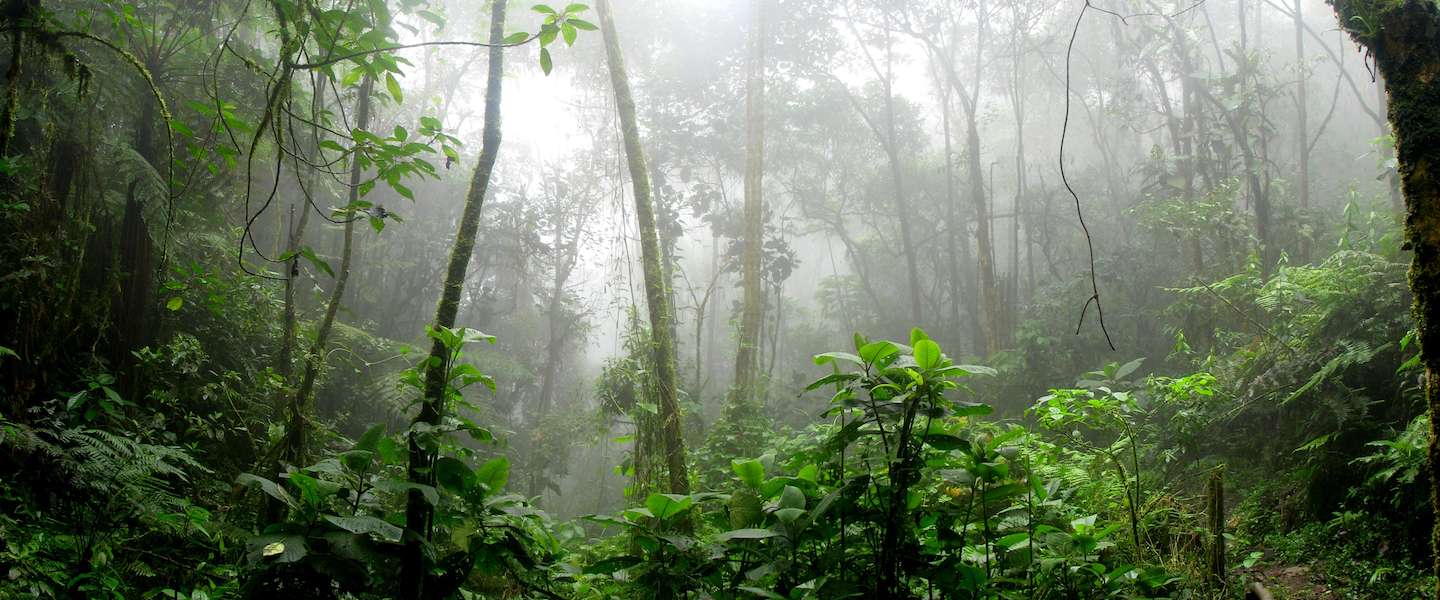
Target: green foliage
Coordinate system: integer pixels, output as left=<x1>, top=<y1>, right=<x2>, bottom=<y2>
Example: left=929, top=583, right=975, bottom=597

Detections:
left=570, top=330, right=1181, bottom=598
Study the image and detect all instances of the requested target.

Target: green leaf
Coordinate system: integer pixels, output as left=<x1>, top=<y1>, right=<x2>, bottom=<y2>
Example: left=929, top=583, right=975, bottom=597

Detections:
left=474, top=457, right=509, bottom=495
left=561, top=23, right=577, bottom=46
left=385, top=73, right=404, bottom=104
left=716, top=528, right=780, bottom=542
left=645, top=493, right=694, bottom=520
left=165, top=297, right=183, bottom=311
left=774, top=507, right=805, bottom=524
left=952, top=402, right=993, bottom=417
left=805, top=372, right=858, bottom=391
left=812, top=352, right=862, bottom=366
left=923, top=433, right=969, bottom=451
left=732, top=458, right=765, bottom=488
left=324, top=515, right=402, bottom=542
left=249, top=534, right=306, bottom=563
left=299, top=247, right=334, bottom=278
left=858, top=341, right=899, bottom=365
left=779, top=485, right=805, bottom=510
left=435, top=456, right=474, bottom=494
left=914, top=339, right=942, bottom=369
left=504, top=31, right=530, bottom=44
left=236, top=473, right=297, bottom=510
left=728, top=488, right=762, bottom=528
left=563, top=3, right=589, bottom=12
left=568, top=18, right=597, bottom=31
left=1113, top=357, right=1145, bottom=380
left=539, top=48, right=553, bottom=75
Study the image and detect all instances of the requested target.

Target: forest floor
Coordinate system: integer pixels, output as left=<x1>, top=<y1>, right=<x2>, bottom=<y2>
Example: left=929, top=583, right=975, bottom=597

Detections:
left=1239, top=564, right=1337, bottom=599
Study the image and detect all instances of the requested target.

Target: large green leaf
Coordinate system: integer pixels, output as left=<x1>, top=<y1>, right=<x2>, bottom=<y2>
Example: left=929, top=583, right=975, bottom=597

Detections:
left=435, top=456, right=474, bottom=494
left=729, top=488, right=762, bottom=528
left=645, top=493, right=694, bottom=521
left=248, top=534, right=307, bottom=564
left=474, top=457, right=509, bottom=495
left=779, top=485, right=806, bottom=510
left=324, top=515, right=402, bottom=543
left=731, top=458, right=765, bottom=488
left=236, top=473, right=296, bottom=510
left=716, top=528, right=781, bottom=542
left=914, top=339, right=942, bottom=370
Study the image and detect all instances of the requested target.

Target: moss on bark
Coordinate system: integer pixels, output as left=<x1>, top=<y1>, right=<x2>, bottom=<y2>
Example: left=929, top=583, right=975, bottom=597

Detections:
left=1327, top=0, right=1440, bottom=594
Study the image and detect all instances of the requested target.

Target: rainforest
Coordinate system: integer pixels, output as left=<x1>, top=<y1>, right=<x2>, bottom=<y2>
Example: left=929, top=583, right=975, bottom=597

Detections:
left=3, top=0, right=1440, bottom=598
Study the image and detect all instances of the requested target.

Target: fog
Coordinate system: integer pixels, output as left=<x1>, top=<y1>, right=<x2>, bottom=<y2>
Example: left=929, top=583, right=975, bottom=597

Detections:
left=280, top=0, right=1389, bottom=517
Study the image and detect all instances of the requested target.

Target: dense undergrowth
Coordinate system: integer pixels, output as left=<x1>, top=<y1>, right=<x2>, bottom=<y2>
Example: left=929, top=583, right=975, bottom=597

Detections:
left=3, top=209, right=1433, bottom=597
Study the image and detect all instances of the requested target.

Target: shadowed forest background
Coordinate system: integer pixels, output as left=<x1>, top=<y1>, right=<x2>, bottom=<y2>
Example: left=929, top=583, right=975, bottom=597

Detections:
left=3, top=0, right=1440, bottom=597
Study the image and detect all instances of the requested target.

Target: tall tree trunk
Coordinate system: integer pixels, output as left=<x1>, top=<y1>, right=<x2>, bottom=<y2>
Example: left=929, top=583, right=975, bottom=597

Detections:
left=964, top=112, right=999, bottom=354
left=0, top=0, right=31, bottom=158
left=732, top=0, right=765, bottom=412
left=282, top=76, right=372, bottom=471
left=1293, top=0, right=1310, bottom=212
left=1009, top=16, right=1026, bottom=336
left=399, top=2, right=507, bottom=595
left=1326, top=1, right=1440, bottom=594
left=931, top=3, right=999, bottom=354
left=937, top=79, right=969, bottom=351
left=538, top=213, right=577, bottom=415
left=597, top=0, right=689, bottom=495
left=112, top=182, right=152, bottom=400
left=880, top=24, right=923, bottom=326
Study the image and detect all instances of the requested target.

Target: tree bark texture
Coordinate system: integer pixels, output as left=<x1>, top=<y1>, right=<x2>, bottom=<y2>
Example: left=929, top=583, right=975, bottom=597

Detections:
left=732, top=0, right=765, bottom=412
left=597, top=0, right=690, bottom=495
left=1326, top=1, right=1440, bottom=594
left=400, top=1, right=506, bottom=596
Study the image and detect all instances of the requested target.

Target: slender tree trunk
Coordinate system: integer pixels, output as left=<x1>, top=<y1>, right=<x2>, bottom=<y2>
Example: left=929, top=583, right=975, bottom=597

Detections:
left=965, top=112, right=1000, bottom=354
left=732, top=0, right=765, bottom=411
left=282, top=76, right=372, bottom=471
left=880, top=24, right=923, bottom=325
left=1009, top=20, right=1026, bottom=336
left=399, top=1, right=507, bottom=596
left=278, top=194, right=313, bottom=402
left=1326, top=1, right=1440, bottom=594
left=597, top=0, right=689, bottom=495
left=277, top=84, right=322, bottom=417
left=932, top=4, right=999, bottom=354
left=538, top=214, right=576, bottom=415
left=938, top=80, right=968, bottom=350
left=0, top=1, right=28, bottom=159
left=1293, top=0, right=1310, bottom=212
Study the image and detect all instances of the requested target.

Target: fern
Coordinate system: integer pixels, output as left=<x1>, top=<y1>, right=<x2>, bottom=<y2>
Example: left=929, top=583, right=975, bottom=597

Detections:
left=6, top=422, right=209, bottom=519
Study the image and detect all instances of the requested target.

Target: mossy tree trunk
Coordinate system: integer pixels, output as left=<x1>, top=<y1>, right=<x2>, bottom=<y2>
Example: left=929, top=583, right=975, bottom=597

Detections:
left=282, top=75, right=372, bottom=471
left=596, top=0, right=689, bottom=495
left=399, top=1, right=507, bottom=596
left=1326, top=1, right=1440, bottom=594
left=731, top=0, right=765, bottom=413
